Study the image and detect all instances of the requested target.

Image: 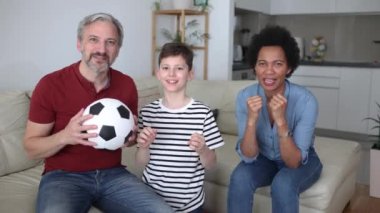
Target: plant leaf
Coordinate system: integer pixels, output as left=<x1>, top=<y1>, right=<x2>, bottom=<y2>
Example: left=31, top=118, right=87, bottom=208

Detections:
left=160, top=19, right=208, bottom=46
left=365, top=101, right=380, bottom=142
left=161, top=28, right=175, bottom=41
left=363, top=117, right=380, bottom=123
left=186, top=20, right=199, bottom=29
left=370, top=126, right=380, bottom=130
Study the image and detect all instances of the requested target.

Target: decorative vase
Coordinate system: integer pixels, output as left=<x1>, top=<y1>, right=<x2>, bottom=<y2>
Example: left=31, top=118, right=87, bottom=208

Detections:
left=172, top=0, right=193, bottom=10
left=310, top=36, right=326, bottom=62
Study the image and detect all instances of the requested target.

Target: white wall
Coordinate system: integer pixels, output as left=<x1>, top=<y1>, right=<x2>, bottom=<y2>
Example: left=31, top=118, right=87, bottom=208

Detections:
left=0, top=0, right=233, bottom=90
left=208, top=0, right=234, bottom=80
left=0, top=0, right=155, bottom=90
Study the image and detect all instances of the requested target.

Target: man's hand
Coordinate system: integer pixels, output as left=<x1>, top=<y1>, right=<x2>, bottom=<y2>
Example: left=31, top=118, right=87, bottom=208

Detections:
left=61, top=108, right=97, bottom=146
left=124, top=115, right=138, bottom=147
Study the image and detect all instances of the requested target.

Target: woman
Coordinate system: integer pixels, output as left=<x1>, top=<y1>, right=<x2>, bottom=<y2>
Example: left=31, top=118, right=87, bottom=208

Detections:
left=227, top=25, right=323, bottom=213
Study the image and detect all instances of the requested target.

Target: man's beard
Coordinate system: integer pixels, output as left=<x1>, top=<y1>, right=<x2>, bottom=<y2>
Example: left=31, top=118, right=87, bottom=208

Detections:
left=85, top=52, right=111, bottom=74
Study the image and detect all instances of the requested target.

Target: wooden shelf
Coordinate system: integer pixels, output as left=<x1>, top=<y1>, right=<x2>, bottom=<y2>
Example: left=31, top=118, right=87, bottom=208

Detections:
left=151, top=9, right=209, bottom=79
left=154, top=9, right=206, bottom=15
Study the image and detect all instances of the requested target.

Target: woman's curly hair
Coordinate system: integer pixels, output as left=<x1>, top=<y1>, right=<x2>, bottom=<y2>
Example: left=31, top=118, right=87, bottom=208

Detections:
left=247, top=25, right=300, bottom=78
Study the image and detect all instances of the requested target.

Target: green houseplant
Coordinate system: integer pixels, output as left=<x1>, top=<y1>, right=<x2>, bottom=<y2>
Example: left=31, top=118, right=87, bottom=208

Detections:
left=153, top=1, right=161, bottom=11
left=365, top=102, right=380, bottom=198
left=160, top=19, right=209, bottom=45
left=193, top=0, right=213, bottom=12
left=364, top=102, right=380, bottom=149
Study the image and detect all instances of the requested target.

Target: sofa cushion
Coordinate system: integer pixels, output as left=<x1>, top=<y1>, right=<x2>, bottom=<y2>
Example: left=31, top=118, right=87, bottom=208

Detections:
left=0, top=91, right=29, bottom=134
left=137, top=86, right=161, bottom=110
left=133, top=77, right=160, bottom=91
left=187, top=80, right=256, bottom=135
left=208, top=135, right=361, bottom=211
left=0, top=165, right=42, bottom=212
left=0, top=91, right=41, bottom=176
left=217, top=80, right=255, bottom=135
left=211, top=108, right=219, bottom=120
left=187, top=80, right=226, bottom=110
left=257, top=137, right=360, bottom=210
left=0, top=128, right=42, bottom=176
left=26, top=90, right=33, bottom=99
left=121, top=145, right=144, bottom=178
left=133, top=77, right=162, bottom=111
left=205, top=134, right=239, bottom=186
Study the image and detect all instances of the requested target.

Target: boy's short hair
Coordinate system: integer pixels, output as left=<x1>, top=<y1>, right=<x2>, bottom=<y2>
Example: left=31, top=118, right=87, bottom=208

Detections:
left=158, top=42, right=194, bottom=70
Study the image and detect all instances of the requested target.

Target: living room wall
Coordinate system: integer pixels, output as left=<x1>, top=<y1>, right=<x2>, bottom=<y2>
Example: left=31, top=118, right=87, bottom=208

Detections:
left=0, top=0, right=234, bottom=90
left=0, top=0, right=154, bottom=90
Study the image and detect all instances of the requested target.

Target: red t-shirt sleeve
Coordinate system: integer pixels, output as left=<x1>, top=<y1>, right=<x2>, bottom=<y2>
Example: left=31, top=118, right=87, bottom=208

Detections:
left=129, top=79, right=138, bottom=116
left=29, top=75, right=55, bottom=124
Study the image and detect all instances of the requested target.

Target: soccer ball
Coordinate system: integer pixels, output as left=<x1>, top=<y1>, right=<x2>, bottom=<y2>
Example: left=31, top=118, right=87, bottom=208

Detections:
left=83, top=98, right=134, bottom=150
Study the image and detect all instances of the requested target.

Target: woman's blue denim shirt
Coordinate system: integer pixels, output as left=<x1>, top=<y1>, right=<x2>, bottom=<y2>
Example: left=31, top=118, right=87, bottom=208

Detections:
left=235, top=80, right=318, bottom=165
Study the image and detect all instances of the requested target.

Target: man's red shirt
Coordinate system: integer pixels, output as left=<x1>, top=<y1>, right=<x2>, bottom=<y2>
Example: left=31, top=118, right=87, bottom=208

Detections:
left=29, top=61, right=138, bottom=173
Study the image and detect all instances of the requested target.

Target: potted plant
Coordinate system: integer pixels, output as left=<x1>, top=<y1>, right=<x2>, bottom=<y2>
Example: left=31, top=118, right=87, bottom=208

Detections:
left=153, top=1, right=161, bottom=11
left=173, top=0, right=194, bottom=10
left=364, top=101, right=380, bottom=198
left=160, top=19, right=209, bottom=46
left=193, top=0, right=211, bottom=12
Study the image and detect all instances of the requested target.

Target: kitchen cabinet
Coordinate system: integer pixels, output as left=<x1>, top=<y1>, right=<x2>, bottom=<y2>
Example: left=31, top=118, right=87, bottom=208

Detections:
left=369, top=71, right=380, bottom=135
left=335, top=0, right=380, bottom=13
left=290, top=66, right=379, bottom=134
left=232, top=69, right=255, bottom=80
left=270, top=0, right=335, bottom=15
left=151, top=9, right=209, bottom=79
left=337, top=68, right=372, bottom=134
left=234, top=0, right=270, bottom=13
left=236, top=0, right=380, bottom=15
left=290, top=66, right=340, bottom=130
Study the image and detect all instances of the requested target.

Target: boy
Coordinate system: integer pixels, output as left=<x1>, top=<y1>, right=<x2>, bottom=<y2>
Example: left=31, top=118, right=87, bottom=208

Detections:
left=136, top=42, right=224, bottom=212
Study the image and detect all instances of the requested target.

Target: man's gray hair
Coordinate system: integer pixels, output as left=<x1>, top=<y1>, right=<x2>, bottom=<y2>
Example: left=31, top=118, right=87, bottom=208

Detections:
left=77, top=12, right=124, bottom=46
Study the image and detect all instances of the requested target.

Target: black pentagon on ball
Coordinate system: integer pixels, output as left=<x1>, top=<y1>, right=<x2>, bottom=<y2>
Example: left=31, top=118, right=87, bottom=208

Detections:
left=99, top=125, right=116, bottom=141
left=89, top=102, right=105, bottom=115
left=117, top=105, right=130, bottom=119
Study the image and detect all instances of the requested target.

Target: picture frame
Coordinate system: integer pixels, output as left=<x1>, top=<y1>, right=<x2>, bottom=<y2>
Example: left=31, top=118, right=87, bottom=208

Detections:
left=193, top=0, right=208, bottom=6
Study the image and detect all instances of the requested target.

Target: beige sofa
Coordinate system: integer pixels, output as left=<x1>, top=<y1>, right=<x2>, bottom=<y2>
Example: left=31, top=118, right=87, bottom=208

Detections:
left=0, top=77, right=361, bottom=213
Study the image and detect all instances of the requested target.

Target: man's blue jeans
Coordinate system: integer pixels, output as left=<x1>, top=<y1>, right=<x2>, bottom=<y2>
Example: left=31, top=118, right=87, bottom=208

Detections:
left=227, top=148, right=322, bottom=213
left=36, top=167, right=173, bottom=213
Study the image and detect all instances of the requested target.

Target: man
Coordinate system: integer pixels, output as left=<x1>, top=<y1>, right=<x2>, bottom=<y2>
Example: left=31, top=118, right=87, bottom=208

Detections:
left=23, top=12, right=173, bottom=213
